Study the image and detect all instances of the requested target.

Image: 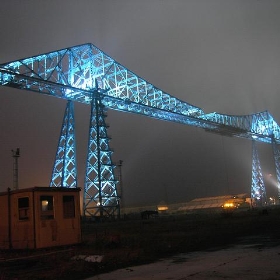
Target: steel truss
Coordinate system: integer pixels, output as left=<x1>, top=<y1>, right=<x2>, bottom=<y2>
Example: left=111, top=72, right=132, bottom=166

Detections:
left=1, top=43, right=280, bottom=210
left=84, top=89, right=119, bottom=217
left=271, top=138, right=280, bottom=201
left=251, top=140, right=267, bottom=206
left=50, top=100, right=77, bottom=188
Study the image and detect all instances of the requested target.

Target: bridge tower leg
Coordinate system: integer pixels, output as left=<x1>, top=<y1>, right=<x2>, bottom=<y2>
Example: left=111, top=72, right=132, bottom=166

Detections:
left=84, top=93, right=120, bottom=218
left=271, top=137, right=280, bottom=203
left=251, top=140, right=267, bottom=207
left=50, top=100, right=77, bottom=188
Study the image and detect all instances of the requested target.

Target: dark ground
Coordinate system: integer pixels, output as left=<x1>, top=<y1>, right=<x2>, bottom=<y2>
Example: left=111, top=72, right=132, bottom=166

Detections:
left=1, top=207, right=280, bottom=280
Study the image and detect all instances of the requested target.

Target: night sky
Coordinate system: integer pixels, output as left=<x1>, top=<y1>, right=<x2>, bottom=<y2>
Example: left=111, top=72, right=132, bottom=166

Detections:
left=1, top=1, right=280, bottom=207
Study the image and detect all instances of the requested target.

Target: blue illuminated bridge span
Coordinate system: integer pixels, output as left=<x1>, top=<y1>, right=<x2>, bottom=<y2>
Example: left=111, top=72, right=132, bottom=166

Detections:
left=1, top=43, right=280, bottom=217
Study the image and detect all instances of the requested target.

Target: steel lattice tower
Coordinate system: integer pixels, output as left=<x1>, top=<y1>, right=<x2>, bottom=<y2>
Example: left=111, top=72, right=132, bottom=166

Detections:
left=84, top=89, right=119, bottom=217
left=251, top=140, right=267, bottom=206
left=271, top=137, right=280, bottom=202
left=50, top=100, right=77, bottom=188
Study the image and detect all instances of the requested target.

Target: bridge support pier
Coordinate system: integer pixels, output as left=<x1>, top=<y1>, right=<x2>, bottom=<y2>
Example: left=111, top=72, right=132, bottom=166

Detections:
left=251, top=140, right=267, bottom=207
left=50, top=100, right=77, bottom=188
left=83, top=91, right=120, bottom=218
left=271, top=137, right=280, bottom=203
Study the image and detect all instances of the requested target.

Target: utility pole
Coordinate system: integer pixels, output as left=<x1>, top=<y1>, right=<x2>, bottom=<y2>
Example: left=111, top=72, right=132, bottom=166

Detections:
left=11, top=148, right=20, bottom=190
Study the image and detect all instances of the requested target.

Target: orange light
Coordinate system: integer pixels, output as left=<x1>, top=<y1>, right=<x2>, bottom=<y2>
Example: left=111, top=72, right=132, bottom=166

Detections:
left=158, top=206, right=168, bottom=211
left=223, top=203, right=235, bottom=208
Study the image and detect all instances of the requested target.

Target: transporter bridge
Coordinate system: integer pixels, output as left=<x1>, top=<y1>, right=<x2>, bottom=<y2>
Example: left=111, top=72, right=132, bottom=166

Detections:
left=1, top=43, right=280, bottom=216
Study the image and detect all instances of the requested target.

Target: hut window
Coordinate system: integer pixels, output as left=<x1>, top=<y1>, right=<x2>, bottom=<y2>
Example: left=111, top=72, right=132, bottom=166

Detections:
left=18, top=197, right=29, bottom=220
left=40, top=196, right=54, bottom=220
left=63, top=196, right=75, bottom=218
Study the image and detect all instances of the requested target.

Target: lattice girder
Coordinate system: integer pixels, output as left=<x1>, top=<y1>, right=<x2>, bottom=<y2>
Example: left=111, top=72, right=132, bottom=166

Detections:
left=50, top=100, right=77, bottom=188
left=271, top=138, right=280, bottom=202
left=0, top=44, right=202, bottom=115
left=84, top=94, right=119, bottom=217
left=2, top=43, right=280, bottom=142
left=251, top=140, right=267, bottom=206
left=201, top=111, right=280, bottom=143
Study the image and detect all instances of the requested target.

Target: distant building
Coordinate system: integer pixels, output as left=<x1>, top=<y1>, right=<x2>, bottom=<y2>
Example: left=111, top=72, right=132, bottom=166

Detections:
left=0, top=187, right=81, bottom=249
left=122, top=193, right=252, bottom=216
left=177, top=193, right=251, bottom=212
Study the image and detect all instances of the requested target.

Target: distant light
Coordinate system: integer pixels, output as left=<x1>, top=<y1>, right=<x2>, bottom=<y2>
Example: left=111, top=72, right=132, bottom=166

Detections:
left=158, top=206, right=168, bottom=211
left=223, top=203, right=235, bottom=208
